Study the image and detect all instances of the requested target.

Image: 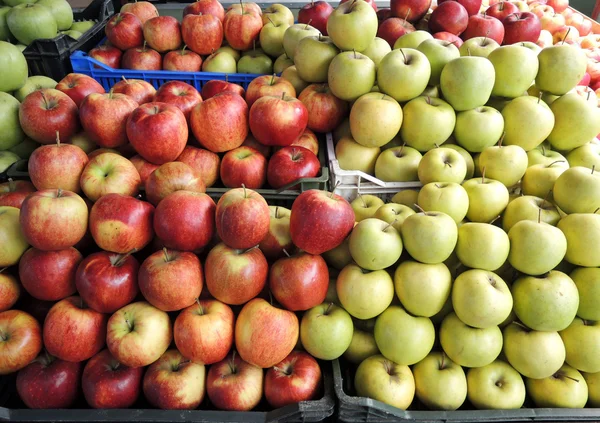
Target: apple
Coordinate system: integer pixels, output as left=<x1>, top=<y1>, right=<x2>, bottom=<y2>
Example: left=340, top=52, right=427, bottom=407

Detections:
left=413, top=351, right=467, bottom=411
left=55, top=73, right=105, bottom=108
left=527, top=364, right=588, bottom=408
left=394, top=260, right=451, bottom=317
left=501, top=96, right=555, bottom=151
left=201, top=80, right=245, bottom=102
left=0, top=180, right=35, bottom=209
left=466, top=360, right=526, bottom=409
left=349, top=217, right=403, bottom=270
left=245, top=75, right=295, bottom=109
left=259, top=19, right=289, bottom=58
left=378, top=49, right=431, bottom=103
left=336, top=263, right=394, bottom=320
left=390, top=0, right=431, bottom=23
left=298, top=1, right=333, bottom=34
left=377, top=17, right=415, bottom=47
left=536, top=44, right=587, bottom=95
left=351, top=194, right=384, bottom=222
left=0, top=310, right=42, bottom=375
left=120, top=1, right=157, bottom=24
left=502, top=12, right=542, bottom=45
left=0, top=270, right=20, bottom=312
left=153, top=81, right=202, bottom=122
left=264, top=351, right=321, bottom=408
left=262, top=4, right=294, bottom=26
left=249, top=94, right=308, bottom=147
left=122, top=43, right=162, bottom=71
left=336, top=136, right=381, bottom=174
left=567, top=12, right=593, bottom=36
left=374, top=203, right=415, bottom=231
left=459, top=36, right=500, bottom=58
left=553, top=24, right=580, bottom=44
left=301, top=302, right=353, bottom=360
left=478, top=141, right=528, bottom=187
left=258, top=206, right=294, bottom=260
left=488, top=45, right=539, bottom=99
left=163, top=47, right=202, bottom=72
left=548, top=92, right=600, bottom=152
left=281, top=65, right=310, bottom=96
left=462, top=14, right=505, bottom=44
left=267, top=146, right=320, bottom=189
left=274, top=53, right=294, bottom=73
left=503, top=194, right=560, bottom=232
left=433, top=31, right=464, bottom=46
left=572, top=267, right=600, bottom=321
left=223, top=5, right=262, bottom=51
left=88, top=44, right=122, bottom=68
left=80, top=92, right=139, bottom=148
left=0, top=206, right=29, bottom=267
left=183, top=0, right=225, bottom=21
left=299, top=84, right=348, bottom=134
left=295, top=36, right=339, bottom=84
left=105, top=12, right=144, bottom=51
left=110, top=78, right=155, bottom=106
left=558, top=212, right=600, bottom=268
left=559, top=318, right=600, bottom=373
left=401, top=211, right=458, bottom=264
left=554, top=167, right=600, bottom=215
left=143, top=15, right=181, bottom=54
left=220, top=146, right=266, bottom=189
left=80, top=152, right=140, bottom=202
left=487, top=1, right=520, bottom=21
left=429, top=1, right=469, bottom=35
left=440, top=56, right=495, bottom=111
left=202, top=51, right=237, bottom=73
left=181, top=13, right=222, bottom=56
left=417, top=38, right=460, bottom=86
left=350, top=92, right=403, bottom=149
left=327, top=0, right=377, bottom=51
left=418, top=147, right=467, bottom=186
left=462, top=175, right=509, bottom=223
left=145, top=162, right=205, bottom=206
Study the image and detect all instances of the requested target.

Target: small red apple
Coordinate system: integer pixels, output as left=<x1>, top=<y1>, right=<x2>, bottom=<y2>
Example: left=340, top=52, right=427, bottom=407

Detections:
left=264, top=351, right=322, bottom=408
left=183, top=0, right=225, bottom=22
left=145, top=161, right=205, bottom=206
left=220, top=146, right=267, bottom=189
left=105, top=12, right=144, bottom=50
left=249, top=94, right=309, bottom=147
left=120, top=1, right=158, bottom=24
left=182, top=13, right=223, bottom=55
left=154, top=81, right=203, bottom=121
left=88, top=45, right=123, bottom=69
left=298, top=83, right=348, bottom=134
left=201, top=80, right=246, bottom=100
left=122, top=44, right=162, bottom=70
left=56, top=73, right=105, bottom=108
left=0, top=270, right=20, bottom=312
left=111, top=77, right=156, bottom=105
left=486, top=1, right=520, bottom=21
left=176, top=145, right=221, bottom=188
left=0, top=310, right=42, bottom=375
left=245, top=74, right=297, bottom=108
left=163, top=47, right=202, bottom=72
left=298, top=1, right=333, bottom=34
left=503, top=12, right=542, bottom=44
left=0, top=179, right=35, bottom=209
left=429, top=1, right=469, bottom=35
left=267, top=146, right=320, bottom=189
left=143, top=16, right=182, bottom=53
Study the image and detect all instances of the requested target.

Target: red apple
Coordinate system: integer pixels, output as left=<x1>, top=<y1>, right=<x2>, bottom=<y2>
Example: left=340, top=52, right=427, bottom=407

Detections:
left=223, top=7, right=263, bottom=51
left=429, top=1, right=469, bottom=35
left=433, top=31, right=464, bottom=46
left=201, top=80, right=246, bottom=100
left=82, top=349, right=144, bottom=409
left=226, top=2, right=262, bottom=15
left=122, top=44, right=162, bottom=70
left=139, top=248, right=203, bottom=312
left=0, top=310, right=42, bottom=375
left=190, top=92, right=249, bottom=153
left=264, top=351, right=322, bottom=408
left=215, top=187, right=270, bottom=250
left=176, top=146, right=221, bottom=188
left=105, top=12, right=144, bottom=51
left=55, top=73, right=105, bottom=108
left=145, top=161, right=205, bottom=205
left=76, top=250, right=140, bottom=314
left=143, top=349, right=206, bottom=410
left=174, top=299, right=234, bottom=365
left=267, top=146, right=320, bottom=189
left=579, top=72, right=591, bottom=86
left=28, top=136, right=88, bottom=193
left=182, top=13, right=223, bottom=55
left=438, top=0, right=482, bottom=16
left=298, top=83, right=348, bottom=134
left=290, top=128, right=319, bottom=155
left=154, top=190, right=215, bottom=252
left=486, top=1, right=520, bottom=20
left=298, top=1, right=333, bottom=34
left=43, top=296, right=108, bottom=362
left=290, top=189, right=355, bottom=255
left=390, top=0, right=432, bottom=22
left=130, top=154, right=159, bottom=188
left=163, top=47, right=202, bottom=72
left=19, top=88, right=79, bottom=145
left=0, top=179, right=35, bottom=209
left=17, top=354, right=82, bottom=409
left=19, top=247, right=82, bottom=302
left=503, top=12, right=542, bottom=44
left=220, top=146, right=267, bottom=189
left=377, top=8, right=393, bottom=22
left=547, top=0, right=568, bottom=13
left=80, top=91, right=139, bottom=148
left=80, top=152, right=141, bottom=202
left=250, top=95, right=309, bottom=147
left=20, top=189, right=88, bottom=251
left=127, top=102, right=188, bottom=165
left=143, top=16, right=182, bottom=53
left=206, top=352, right=263, bottom=411
left=88, top=44, right=123, bottom=69
left=242, top=134, right=271, bottom=157
left=340, top=0, right=378, bottom=11
left=235, top=298, right=299, bottom=368
left=154, top=81, right=203, bottom=121
left=245, top=74, right=297, bottom=108
left=204, top=242, right=268, bottom=305
left=106, top=301, right=172, bottom=368
left=89, top=193, right=155, bottom=253
left=461, top=13, right=505, bottom=44
left=566, top=12, right=592, bottom=36
left=120, top=0, right=157, bottom=23
left=0, top=270, right=20, bottom=312
left=183, top=0, right=225, bottom=21
left=111, top=77, right=156, bottom=105
left=377, top=17, right=416, bottom=46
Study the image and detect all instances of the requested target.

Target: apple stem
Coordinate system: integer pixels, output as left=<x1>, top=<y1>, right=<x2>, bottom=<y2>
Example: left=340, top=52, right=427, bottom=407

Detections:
left=0, top=330, right=6, bottom=342
left=7, top=179, right=15, bottom=193
left=330, top=181, right=341, bottom=199
left=113, top=248, right=137, bottom=267
left=142, top=40, right=147, bottom=52
left=413, top=204, right=426, bottom=214
left=594, top=208, right=600, bottom=214
left=281, top=92, right=286, bottom=100
left=242, top=183, right=248, bottom=198
left=489, top=215, right=501, bottom=225
left=229, top=351, right=238, bottom=374
left=382, top=219, right=398, bottom=232
left=588, top=90, right=593, bottom=101
left=40, top=90, right=50, bottom=110
left=273, top=365, right=290, bottom=375
left=283, top=248, right=291, bottom=258
left=497, top=132, right=505, bottom=148
left=324, top=302, right=334, bottom=316
left=467, top=47, right=472, bottom=57
left=242, top=245, right=259, bottom=254
left=275, top=206, right=280, bottom=219
left=125, top=318, right=133, bottom=331
left=404, top=8, right=411, bottom=21
left=163, top=247, right=171, bottom=262
left=353, top=49, right=357, bottom=59
left=483, top=29, right=490, bottom=46
left=181, top=45, right=187, bottom=55
left=108, top=88, right=114, bottom=100
left=267, top=16, right=275, bottom=26
left=0, top=267, right=5, bottom=274
left=55, top=131, right=61, bottom=147
left=440, top=351, right=446, bottom=370
left=56, top=188, right=63, bottom=198
left=426, top=96, right=432, bottom=105
left=239, top=0, right=244, bottom=14
left=541, top=189, right=552, bottom=210
left=358, top=193, right=367, bottom=208
left=547, top=160, right=565, bottom=168
left=555, top=372, right=580, bottom=383
left=399, top=48, right=407, bottom=64
left=562, top=27, right=571, bottom=44
left=512, top=321, right=530, bottom=331
left=593, top=165, right=596, bottom=175
left=482, top=166, right=486, bottom=184
left=305, top=19, right=312, bottom=30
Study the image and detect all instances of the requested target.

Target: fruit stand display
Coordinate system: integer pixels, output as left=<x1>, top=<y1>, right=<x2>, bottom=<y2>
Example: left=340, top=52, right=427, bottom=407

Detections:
left=1, top=0, right=600, bottom=421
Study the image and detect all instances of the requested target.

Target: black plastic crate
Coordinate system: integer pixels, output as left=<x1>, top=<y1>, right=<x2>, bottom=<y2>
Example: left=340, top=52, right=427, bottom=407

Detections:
left=0, top=360, right=334, bottom=422
left=23, top=0, right=114, bottom=81
left=333, top=359, right=600, bottom=423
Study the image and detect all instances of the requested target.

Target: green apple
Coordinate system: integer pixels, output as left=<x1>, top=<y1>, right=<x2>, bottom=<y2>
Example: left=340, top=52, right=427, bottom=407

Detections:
left=237, top=51, right=273, bottom=74
left=374, top=145, right=421, bottom=182
left=215, top=45, right=240, bottom=62
left=328, top=51, right=376, bottom=101
left=521, top=161, right=568, bottom=201
left=440, top=312, right=503, bottom=368
left=374, top=305, right=435, bottom=365
left=400, top=96, right=456, bottom=152
left=37, top=0, right=72, bottom=31
left=459, top=36, right=499, bottom=58
left=322, top=236, right=352, bottom=270
left=336, top=263, right=395, bottom=319
left=351, top=194, right=384, bottom=222
left=431, top=295, right=454, bottom=325
left=559, top=213, right=600, bottom=267
left=0, top=92, right=24, bottom=150
left=417, top=182, right=468, bottom=224
left=68, top=132, right=96, bottom=155
left=8, top=4, right=58, bottom=45
left=259, top=20, right=289, bottom=57
left=417, top=147, right=466, bottom=185
left=466, top=361, right=526, bottom=410
left=13, top=75, right=57, bottom=102
left=456, top=224, right=510, bottom=271
left=335, top=136, right=380, bottom=174
left=536, top=44, right=587, bottom=95
left=300, top=303, right=353, bottom=360
left=443, top=144, right=475, bottom=179
left=417, top=38, right=460, bottom=86
left=440, top=56, right=495, bottom=112
left=394, top=260, right=451, bottom=317
left=488, top=45, right=539, bottom=98
left=478, top=142, right=528, bottom=187
left=463, top=176, right=509, bottom=223
left=393, top=30, right=433, bottom=49
left=502, top=195, right=560, bottom=232
left=349, top=218, right=403, bottom=270
left=512, top=271, right=579, bottom=332
left=548, top=92, right=600, bottom=151
left=9, top=137, right=39, bottom=159
left=520, top=41, right=542, bottom=54
left=361, top=37, right=391, bottom=69
left=202, top=51, right=237, bottom=73
left=0, top=206, right=29, bottom=267
left=453, top=106, right=504, bottom=153
left=567, top=143, right=600, bottom=170
left=281, top=66, right=309, bottom=95
left=503, top=322, right=566, bottom=379
left=413, top=351, right=467, bottom=411
left=283, top=23, right=320, bottom=60
left=354, top=355, right=415, bottom=409
left=526, top=364, right=588, bottom=408
left=420, top=85, right=439, bottom=98
left=508, top=220, right=567, bottom=276
left=392, top=190, right=420, bottom=211
left=294, top=35, right=339, bottom=83
left=571, top=268, right=600, bottom=321
left=350, top=92, right=403, bottom=148
left=344, top=328, right=379, bottom=364
left=401, top=211, right=457, bottom=264
left=527, top=143, right=567, bottom=167
left=502, top=96, right=555, bottom=151
left=374, top=203, right=415, bottom=232
left=378, top=49, right=431, bottom=103
left=560, top=318, right=600, bottom=373
left=554, top=166, right=600, bottom=215
left=0, top=7, right=10, bottom=41
left=584, top=371, right=600, bottom=407
left=327, top=0, right=377, bottom=52
left=0, top=150, right=20, bottom=173
left=273, top=53, right=293, bottom=74
left=0, top=41, right=28, bottom=93
left=262, top=3, right=294, bottom=26
left=68, top=20, right=94, bottom=33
